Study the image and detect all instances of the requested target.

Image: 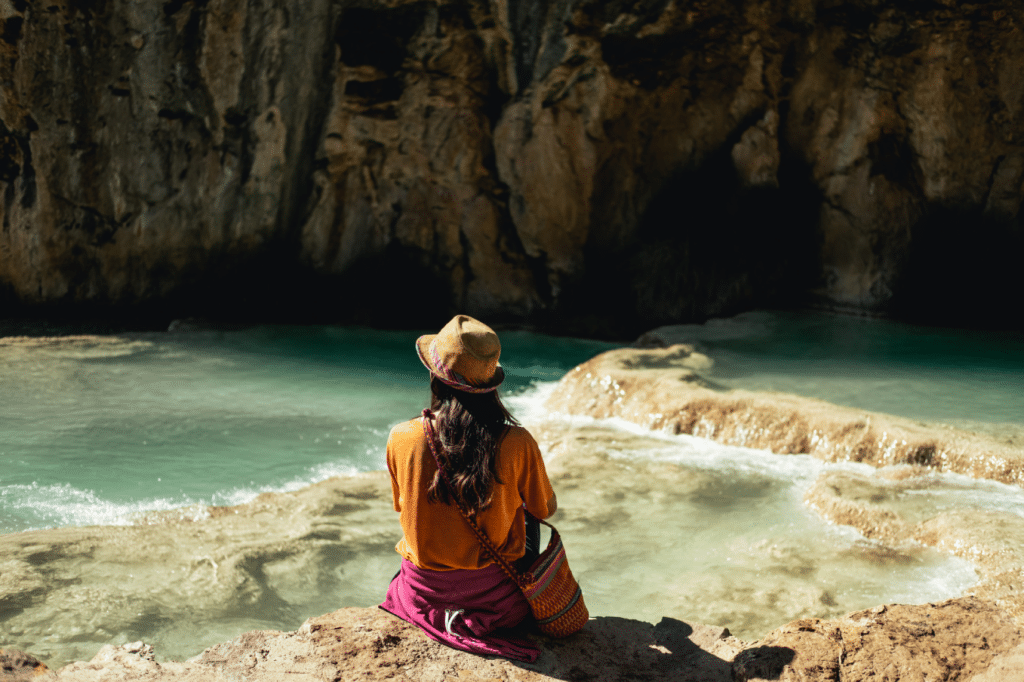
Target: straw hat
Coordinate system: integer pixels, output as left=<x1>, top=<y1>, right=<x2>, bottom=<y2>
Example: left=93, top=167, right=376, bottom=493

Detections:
left=416, top=315, right=504, bottom=393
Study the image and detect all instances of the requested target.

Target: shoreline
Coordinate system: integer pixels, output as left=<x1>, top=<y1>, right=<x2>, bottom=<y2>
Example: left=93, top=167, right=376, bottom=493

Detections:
left=544, top=343, right=1024, bottom=625
left=3, top=341, right=1024, bottom=679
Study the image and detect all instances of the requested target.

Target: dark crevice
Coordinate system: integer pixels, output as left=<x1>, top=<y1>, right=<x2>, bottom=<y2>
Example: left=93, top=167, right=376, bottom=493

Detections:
left=1, top=16, right=24, bottom=44
left=890, top=205, right=1022, bottom=328
left=868, top=133, right=922, bottom=193
left=336, top=4, right=427, bottom=74
left=557, top=134, right=822, bottom=336
left=15, top=131, right=35, bottom=209
left=0, top=121, right=21, bottom=183
left=344, top=77, right=404, bottom=103
left=163, top=0, right=188, bottom=17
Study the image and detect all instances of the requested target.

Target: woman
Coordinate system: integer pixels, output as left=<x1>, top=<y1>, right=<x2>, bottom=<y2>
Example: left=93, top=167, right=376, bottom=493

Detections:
left=380, top=315, right=556, bottom=662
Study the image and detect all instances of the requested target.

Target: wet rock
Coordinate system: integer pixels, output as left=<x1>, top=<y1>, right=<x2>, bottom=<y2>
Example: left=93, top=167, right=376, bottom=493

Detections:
left=546, top=345, right=1024, bottom=485
left=805, top=469, right=1024, bottom=623
left=0, top=474, right=399, bottom=667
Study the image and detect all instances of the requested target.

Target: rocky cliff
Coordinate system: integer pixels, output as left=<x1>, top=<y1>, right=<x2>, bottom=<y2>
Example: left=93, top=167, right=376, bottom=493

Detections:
left=1, top=0, right=1021, bottom=332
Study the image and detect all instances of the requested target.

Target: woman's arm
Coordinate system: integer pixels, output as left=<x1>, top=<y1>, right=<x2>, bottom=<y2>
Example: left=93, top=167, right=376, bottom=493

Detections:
left=545, top=492, right=558, bottom=518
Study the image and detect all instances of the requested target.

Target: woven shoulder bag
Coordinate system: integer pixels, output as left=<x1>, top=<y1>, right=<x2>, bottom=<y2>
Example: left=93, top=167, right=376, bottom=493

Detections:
left=422, top=411, right=588, bottom=637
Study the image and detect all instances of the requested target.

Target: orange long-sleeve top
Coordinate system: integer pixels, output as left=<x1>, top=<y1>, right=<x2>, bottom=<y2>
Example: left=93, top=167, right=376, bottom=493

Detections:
left=386, top=416, right=554, bottom=571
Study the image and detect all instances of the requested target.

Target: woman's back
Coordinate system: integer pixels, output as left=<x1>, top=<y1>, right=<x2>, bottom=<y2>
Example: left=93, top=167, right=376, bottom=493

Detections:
left=386, top=417, right=553, bottom=571
left=380, top=315, right=558, bottom=663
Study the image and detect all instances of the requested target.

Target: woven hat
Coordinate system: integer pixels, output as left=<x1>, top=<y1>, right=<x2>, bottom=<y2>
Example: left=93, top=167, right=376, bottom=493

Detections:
left=416, top=315, right=504, bottom=393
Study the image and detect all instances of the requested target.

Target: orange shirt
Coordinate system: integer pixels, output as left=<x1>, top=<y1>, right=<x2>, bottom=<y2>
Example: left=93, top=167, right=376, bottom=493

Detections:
left=387, top=417, right=554, bottom=571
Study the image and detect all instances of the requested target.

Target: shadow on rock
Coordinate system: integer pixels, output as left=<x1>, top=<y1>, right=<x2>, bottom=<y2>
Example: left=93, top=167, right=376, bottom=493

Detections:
left=515, top=615, right=744, bottom=682
left=731, top=646, right=796, bottom=681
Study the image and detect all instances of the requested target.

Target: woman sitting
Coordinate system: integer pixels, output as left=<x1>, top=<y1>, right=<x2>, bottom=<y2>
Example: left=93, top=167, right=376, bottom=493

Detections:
left=380, top=315, right=556, bottom=662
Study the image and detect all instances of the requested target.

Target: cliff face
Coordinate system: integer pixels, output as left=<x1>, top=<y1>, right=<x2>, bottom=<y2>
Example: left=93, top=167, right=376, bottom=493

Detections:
left=0, top=0, right=1021, bottom=331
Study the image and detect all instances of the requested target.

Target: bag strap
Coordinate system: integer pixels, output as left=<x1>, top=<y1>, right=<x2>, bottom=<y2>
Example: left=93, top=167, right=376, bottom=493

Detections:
left=421, top=409, right=532, bottom=588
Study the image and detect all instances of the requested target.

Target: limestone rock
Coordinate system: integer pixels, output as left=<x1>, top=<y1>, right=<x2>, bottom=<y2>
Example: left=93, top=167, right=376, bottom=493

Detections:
left=41, top=600, right=1024, bottom=681
left=545, top=345, right=1024, bottom=485
left=2, top=1, right=1022, bottom=330
left=804, top=469, right=1024, bottom=623
left=968, top=643, right=1024, bottom=682
left=0, top=473, right=400, bottom=667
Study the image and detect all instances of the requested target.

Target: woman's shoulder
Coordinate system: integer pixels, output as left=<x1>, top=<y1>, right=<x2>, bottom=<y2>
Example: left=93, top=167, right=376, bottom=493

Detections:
left=388, top=417, right=425, bottom=443
left=500, top=424, right=539, bottom=451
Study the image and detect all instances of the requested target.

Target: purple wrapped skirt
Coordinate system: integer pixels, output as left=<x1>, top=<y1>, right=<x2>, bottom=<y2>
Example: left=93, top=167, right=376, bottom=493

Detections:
left=380, top=558, right=540, bottom=662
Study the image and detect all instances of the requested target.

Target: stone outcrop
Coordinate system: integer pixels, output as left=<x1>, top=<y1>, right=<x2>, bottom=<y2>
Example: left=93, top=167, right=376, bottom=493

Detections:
left=6, top=599, right=1022, bottom=681
left=733, top=598, right=1022, bottom=682
left=1, top=1, right=1022, bottom=331
left=805, top=468, right=1024, bottom=623
left=0, top=473, right=400, bottom=666
left=9, top=609, right=744, bottom=682
left=545, top=343, right=1024, bottom=485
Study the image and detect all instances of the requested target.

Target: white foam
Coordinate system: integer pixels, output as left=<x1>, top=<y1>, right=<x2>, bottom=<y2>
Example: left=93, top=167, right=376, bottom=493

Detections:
left=0, top=456, right=367, bottom=533
left=0, top=482, right=201, bottom=532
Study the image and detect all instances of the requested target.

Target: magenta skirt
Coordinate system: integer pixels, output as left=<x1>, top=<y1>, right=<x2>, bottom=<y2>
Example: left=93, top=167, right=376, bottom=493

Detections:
left=380, top=559, right=540, bottom=662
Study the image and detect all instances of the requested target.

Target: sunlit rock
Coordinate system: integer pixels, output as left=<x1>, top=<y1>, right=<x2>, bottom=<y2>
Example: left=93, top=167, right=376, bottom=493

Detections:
left=546, top=345, right=1024, bottom=485
left=734, top=598, right=1023, bottom=682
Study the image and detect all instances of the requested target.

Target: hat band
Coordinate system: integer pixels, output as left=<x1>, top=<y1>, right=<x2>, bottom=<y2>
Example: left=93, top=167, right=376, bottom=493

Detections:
left=420, top=341, right=500, bottom=394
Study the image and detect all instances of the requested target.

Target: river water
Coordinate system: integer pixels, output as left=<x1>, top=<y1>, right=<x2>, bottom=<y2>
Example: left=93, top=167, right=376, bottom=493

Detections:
left=1, top=312, right=1022, bottom=663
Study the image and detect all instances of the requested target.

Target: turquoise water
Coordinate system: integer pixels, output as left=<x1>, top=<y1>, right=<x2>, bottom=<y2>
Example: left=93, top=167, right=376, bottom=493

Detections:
left=0, top=326, right=617, bottom=534
left=651, top=311, right=1024, bottom=426
left=2, top=313, right=1021, bottom=535
left=1, top=312, right=1022, bottom=664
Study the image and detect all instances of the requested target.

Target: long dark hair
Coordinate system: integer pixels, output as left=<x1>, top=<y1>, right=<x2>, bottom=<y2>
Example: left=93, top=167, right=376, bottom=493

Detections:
left=426, top=376, right=519, bottom=515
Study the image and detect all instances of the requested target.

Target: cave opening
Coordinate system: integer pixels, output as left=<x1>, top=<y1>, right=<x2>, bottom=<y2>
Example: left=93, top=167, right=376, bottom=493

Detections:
left=561, top=143, right=822, bottom=339
left=889, top=205, right=1023, bottom=330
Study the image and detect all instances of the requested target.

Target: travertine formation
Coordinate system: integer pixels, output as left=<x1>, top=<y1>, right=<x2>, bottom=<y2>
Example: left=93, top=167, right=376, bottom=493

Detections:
left=1, top=1, right=1021, bottom=329
left=545, top=344, right=1024, bottom=485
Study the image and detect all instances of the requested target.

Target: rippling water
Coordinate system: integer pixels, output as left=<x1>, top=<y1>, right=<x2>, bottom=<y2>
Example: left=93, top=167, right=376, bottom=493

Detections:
left=650, top=310, right=1024, bottom=428
left=0, top=327, right=613, bottom=534
left=1, top=312, right=1021, bottom=663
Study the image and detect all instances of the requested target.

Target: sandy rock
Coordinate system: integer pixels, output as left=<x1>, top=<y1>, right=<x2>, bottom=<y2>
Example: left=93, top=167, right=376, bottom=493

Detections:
left=46, top=600, right=1024, bottom=681
left=0, top=649, right=56, bottom=681
left=546, top=346, right=1024, bottom=485
left=968, top=643, right=1024, bottom=682
left=734, top=598, right=1023, bottom=682
left=48, top=608, right=746, bottom=682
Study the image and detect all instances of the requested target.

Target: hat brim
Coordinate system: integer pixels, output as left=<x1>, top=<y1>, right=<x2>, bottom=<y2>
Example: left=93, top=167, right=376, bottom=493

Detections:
left=416, top=333, right=505, bottom=391
left=415, top=334, right=438, bottom=375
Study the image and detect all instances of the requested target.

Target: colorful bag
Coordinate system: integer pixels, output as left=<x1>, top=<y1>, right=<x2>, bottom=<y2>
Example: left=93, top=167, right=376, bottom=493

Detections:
left=422, top=412, right=588, bottom=637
